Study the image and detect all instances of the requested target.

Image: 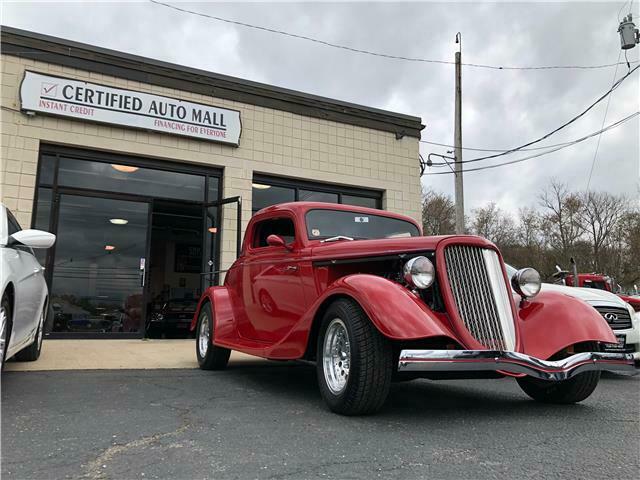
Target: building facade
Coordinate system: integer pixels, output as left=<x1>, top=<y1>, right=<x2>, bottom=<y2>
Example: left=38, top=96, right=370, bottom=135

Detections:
left=0, top=27, right=423, bottom=338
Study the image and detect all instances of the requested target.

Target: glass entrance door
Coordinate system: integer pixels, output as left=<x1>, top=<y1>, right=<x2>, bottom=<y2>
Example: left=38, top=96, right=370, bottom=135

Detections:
left=49, top=195, right=149, bottom=336
left=203, top=196, right=242, bottom=287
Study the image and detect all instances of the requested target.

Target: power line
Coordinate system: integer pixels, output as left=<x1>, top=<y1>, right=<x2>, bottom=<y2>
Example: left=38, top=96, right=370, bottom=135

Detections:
left=428, top=64, right=639, bottom=166
left=423, top=111, right=639, bottom=175
left=420, top=138, right=595, bottom=153
left=149, top=0, right=638, bottom=71
left=586, top=50, right=623, bottom=192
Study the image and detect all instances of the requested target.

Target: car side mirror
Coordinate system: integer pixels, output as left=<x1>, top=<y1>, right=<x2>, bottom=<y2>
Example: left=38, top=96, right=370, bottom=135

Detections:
left=266, top=234, right=292, bottom=250
left=8, top=229, right=56, bottom=249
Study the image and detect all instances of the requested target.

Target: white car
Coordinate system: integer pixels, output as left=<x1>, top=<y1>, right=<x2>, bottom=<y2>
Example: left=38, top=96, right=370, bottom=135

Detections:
left=1, top=204, right=55, bottom=369
left=506, top=264, right=639, bottom=362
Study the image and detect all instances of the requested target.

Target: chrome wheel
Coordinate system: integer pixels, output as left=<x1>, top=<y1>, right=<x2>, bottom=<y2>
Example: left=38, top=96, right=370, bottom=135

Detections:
left=322, top=318, right=351, bottom=394
left=0, top=303, right=7, bottom=362
left=198, top=313, right=210, bottom=358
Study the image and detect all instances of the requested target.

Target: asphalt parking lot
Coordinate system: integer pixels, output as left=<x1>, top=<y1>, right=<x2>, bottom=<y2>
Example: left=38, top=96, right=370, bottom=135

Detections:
left=2, top=364, right=639, bottom=480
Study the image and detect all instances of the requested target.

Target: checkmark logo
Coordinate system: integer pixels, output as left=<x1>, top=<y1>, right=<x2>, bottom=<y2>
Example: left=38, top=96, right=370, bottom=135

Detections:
left=41, top=82, right=58, bottom=97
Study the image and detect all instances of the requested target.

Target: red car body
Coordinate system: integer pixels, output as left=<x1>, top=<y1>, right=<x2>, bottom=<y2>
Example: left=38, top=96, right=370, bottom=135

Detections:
left=192, top=202, right=634, bottom=414
left=618, top=295, right=640, bottom=313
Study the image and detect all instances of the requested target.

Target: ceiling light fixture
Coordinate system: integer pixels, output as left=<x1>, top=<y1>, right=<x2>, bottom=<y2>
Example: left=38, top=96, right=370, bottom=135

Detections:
left=111, top=164, right=139, bottom=173
left=252, top=183, right=271, bottom=190
left=109, top=218, right=129, bottom=225
left=104, top=245, right=116, bottom=251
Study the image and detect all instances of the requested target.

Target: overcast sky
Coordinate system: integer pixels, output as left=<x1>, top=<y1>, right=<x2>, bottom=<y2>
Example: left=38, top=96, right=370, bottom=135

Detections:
left=3, top=1, right=639, bottom=216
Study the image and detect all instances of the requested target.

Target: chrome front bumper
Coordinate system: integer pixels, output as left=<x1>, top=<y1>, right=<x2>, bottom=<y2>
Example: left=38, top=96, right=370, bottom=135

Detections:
left=398, top=350, right=636, bottom=381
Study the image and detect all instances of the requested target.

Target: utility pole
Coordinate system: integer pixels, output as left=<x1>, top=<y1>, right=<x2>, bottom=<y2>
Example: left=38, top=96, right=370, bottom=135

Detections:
left=454, top=32, right=464, bottom=234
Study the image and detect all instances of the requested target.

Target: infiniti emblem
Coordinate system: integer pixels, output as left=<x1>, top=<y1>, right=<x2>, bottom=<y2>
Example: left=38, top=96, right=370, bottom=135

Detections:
left=604, top=312, right=618, bottom=321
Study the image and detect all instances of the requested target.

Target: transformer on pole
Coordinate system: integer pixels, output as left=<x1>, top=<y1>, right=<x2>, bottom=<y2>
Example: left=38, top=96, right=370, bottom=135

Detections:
left=618, top=14, right=639, bottom=50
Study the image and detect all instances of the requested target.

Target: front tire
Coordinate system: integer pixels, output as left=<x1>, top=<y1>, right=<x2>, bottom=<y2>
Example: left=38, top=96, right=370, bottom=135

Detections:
left=517, top=371, right=601, bottom=404
left=516, top=342, right=602, bottom=404
left=196, top=302, right=230, bottom=370
left=15, top=304, right=45, bottom=362
left=316, top=298, right=393, bottom=415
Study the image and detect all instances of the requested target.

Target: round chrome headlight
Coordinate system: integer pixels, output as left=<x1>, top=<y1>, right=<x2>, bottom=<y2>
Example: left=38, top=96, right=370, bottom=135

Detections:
left=403, top=256, right=435, bottom=289
left=511, top=267, right=541, bottom=299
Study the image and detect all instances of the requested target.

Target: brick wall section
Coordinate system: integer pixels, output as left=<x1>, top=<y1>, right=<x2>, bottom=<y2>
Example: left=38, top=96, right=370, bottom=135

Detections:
left=0, top=53, right=421, bottom=269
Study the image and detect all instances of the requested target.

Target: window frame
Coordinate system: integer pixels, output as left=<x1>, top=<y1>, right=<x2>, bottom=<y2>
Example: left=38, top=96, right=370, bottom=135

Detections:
left=247, top=211, right=300, bottom=254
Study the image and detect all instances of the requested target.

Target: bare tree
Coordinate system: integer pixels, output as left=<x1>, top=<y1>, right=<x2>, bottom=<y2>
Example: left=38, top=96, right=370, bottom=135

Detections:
left=539, top=180, right=584, bottom=255
left=422, top=188, right=456, bottom=235
left=579, top=191, right=628, bottom=272
left=470, top=203, right=517, bottom=247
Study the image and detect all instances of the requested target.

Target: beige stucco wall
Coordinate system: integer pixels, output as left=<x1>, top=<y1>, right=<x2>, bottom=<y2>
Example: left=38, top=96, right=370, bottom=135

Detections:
left=0, top=53, right=421, bottom=270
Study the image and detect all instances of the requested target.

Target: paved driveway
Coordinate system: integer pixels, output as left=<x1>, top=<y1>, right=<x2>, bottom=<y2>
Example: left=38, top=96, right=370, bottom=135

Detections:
left=2, top=364, right=639, bottom=479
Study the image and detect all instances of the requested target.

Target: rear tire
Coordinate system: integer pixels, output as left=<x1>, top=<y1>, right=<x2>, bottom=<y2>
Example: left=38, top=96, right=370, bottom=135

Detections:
left=196, top=302, right=230, bottom=370
left=15, top=304, right=45, bottom=362
left=316, top=298, right=393, bottom=415
left=1, top=295, right=12, bottom=370
left=517, top=371, right=601, bottom=404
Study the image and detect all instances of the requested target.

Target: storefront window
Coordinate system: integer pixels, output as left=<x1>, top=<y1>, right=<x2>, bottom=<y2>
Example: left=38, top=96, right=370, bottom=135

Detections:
left=252, top=176, right=381, bottom=214
left=49, top=195, right=149, bottom=334
left=38, top=155, right=56, bottom=185
left=32, top=187, right=53, bottom=266
left=207, top=177, right=220, bottom=203
left=252, top=184, right=295, bottom=214
left=342, top=195, right=378, bottom=209
left=34, top=147, right=222, bottom=338
left=299, top=189, right=339, bottom=203
left=57, top=157, right=205, bottom=201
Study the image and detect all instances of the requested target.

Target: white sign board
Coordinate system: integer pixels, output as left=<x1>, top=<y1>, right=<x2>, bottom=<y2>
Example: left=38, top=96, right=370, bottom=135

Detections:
left=20, top=71, right=241, bottom=146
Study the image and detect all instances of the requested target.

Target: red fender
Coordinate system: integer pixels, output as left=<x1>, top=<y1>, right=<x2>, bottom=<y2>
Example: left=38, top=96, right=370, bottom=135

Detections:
left=516, top=290, right=617, bottom=360
left=266, top=274, right=459, bottom=359
left=190, top=287, right=236, bottom=340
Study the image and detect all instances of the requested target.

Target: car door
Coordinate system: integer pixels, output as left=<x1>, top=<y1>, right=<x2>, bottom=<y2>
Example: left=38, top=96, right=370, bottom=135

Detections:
left=240, top=216, right=306, bottom=343
left=5, top=211, right=43, bottom=349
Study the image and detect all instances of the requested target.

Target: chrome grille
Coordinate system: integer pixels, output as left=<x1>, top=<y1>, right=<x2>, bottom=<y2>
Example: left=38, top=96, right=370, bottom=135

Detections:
left=444, top=245, right=516, bottom=350
left=594, top=306, right=633, bottom=330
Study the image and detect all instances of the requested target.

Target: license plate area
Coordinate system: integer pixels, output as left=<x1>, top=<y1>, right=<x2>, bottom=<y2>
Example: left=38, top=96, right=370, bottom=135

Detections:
left=605, top=334, right=626, bottom=350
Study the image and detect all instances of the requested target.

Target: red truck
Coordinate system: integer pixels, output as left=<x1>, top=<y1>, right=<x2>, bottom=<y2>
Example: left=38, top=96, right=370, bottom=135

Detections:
left=554, top=270, right=640, bottom=313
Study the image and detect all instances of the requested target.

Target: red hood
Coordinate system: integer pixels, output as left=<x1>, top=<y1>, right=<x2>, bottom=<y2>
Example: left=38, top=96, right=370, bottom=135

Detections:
left=309, top=235, right=495, bottom=262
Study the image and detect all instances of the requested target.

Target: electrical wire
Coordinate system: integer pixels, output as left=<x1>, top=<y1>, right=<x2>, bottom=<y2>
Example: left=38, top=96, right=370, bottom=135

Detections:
left=585, top=50, right=623, bottom=191
left=149, top=0, right=638, bottom=71
left=427, top=64, right=639, bottom=166
left=423, top=111, right=639, bottom=175
left=420, top=138, right=597, bottom=153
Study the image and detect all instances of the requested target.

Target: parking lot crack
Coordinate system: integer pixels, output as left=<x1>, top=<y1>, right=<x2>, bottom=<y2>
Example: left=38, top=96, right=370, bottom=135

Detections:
left=83, top=404, right=192, bottom=480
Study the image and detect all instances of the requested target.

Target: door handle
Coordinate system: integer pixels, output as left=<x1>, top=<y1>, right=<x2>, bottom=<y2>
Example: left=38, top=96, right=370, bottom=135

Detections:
left=284, top=265, right=298, bottom=272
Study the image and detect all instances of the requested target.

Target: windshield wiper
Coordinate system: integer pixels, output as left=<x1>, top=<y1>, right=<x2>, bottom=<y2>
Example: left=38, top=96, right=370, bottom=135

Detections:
left=320, top=235, right=355, bottom=243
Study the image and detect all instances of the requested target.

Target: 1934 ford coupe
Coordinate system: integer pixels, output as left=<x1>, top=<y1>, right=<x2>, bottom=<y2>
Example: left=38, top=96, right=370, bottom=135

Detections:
left=191, top=202, right=634, bottom=415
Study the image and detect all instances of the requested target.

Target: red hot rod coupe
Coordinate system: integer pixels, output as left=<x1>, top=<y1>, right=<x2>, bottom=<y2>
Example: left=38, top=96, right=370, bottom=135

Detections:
left=191, top=202, right=634, bottom=415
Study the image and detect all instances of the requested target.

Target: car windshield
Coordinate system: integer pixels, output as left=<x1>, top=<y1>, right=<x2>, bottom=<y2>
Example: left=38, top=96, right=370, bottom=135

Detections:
left=306, top=209, right=420, bottom=240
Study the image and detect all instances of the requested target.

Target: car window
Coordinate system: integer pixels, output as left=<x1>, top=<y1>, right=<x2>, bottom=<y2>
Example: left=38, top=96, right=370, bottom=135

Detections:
left=306, top=209, right=420, bottom=240
left=6, top=209, right=22, bottom=236
left=252, top=218, right=296, bottom=248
